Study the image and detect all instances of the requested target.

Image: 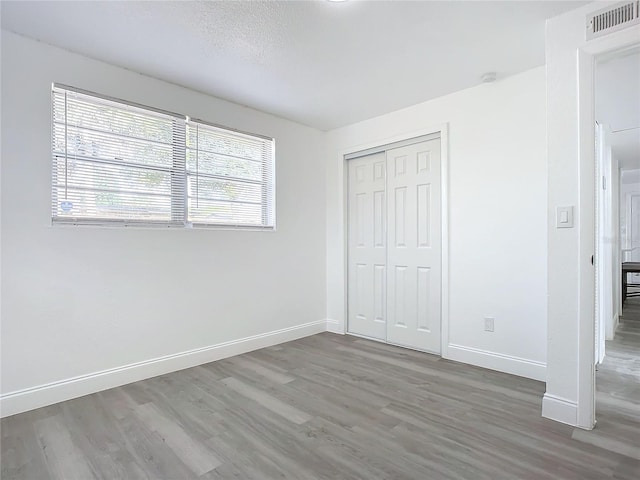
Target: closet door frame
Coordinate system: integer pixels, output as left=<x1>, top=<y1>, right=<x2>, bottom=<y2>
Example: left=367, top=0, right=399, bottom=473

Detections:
left=340, top=124, right=450, bottom=358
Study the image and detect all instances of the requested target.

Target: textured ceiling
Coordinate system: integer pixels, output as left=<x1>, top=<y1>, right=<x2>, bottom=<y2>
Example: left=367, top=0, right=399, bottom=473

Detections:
left=2, top=0, right=585, bottom=131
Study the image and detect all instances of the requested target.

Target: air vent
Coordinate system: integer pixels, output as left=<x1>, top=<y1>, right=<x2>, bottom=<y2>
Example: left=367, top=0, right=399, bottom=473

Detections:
left=587, top=1, right=640, bottom=40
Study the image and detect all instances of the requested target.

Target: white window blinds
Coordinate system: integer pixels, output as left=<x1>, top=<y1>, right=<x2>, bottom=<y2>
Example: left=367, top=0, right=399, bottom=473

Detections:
left=186, top=120, right=275, bottom=228
left=51, top=85, right=275, bottom=229
left=52, top=86, right=186, bottom=226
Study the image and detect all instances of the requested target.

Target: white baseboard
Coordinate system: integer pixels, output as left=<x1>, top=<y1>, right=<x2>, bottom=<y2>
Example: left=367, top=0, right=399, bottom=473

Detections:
left=542, top=393, right=578, bottom=426
left=326, top=318, right=344, bottom=334
left=446, top=344, right=546, bottom=382
left=0, top=320, right=326, bottom=418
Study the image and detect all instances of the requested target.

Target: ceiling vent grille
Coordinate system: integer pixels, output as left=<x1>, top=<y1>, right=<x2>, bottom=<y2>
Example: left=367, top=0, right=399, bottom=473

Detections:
left=587, top=1, right=640, bottom=40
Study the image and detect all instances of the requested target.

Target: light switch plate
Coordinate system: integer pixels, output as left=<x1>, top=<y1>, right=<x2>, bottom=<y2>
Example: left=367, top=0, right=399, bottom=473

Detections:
left=556, top=206, right=574, bottom=228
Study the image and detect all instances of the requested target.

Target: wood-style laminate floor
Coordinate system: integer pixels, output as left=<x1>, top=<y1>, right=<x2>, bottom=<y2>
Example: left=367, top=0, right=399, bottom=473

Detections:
left=2, top=330, right=640, bottom=479
left=574, top=296, right=640, bottom=461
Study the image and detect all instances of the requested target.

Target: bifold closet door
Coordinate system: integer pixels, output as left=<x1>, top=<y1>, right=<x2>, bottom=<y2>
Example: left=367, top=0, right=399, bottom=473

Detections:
left=386, top=139, right=442, bottom=353
left=347, top=153, right=387, bottom=340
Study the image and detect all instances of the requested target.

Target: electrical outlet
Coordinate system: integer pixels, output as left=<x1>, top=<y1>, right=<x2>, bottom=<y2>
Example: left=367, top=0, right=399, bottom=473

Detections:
left=484, top=317, right=495, bottom=332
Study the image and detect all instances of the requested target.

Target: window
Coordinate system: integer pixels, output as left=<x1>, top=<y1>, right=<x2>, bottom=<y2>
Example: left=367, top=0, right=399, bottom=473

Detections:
left=186, top=120, right=275, bottom=228
left=51, top=85, right=275, bottom=229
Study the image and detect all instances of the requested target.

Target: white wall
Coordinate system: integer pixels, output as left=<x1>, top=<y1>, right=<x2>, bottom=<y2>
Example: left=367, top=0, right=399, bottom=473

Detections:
left=0, top=32, right=327, bottom=415
left=326, top=67, right=548, bottom=380
left=544, top=1, right=640, bottom=428
left=596, top=49, right=640, bottom=171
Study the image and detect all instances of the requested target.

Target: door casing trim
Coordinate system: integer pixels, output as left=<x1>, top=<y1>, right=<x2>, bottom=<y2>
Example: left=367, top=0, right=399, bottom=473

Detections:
left=575, top=31, right=640, bottom=430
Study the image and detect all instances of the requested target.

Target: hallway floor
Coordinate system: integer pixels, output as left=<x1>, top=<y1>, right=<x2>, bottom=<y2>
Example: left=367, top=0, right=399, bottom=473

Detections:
left=574, top=296, right=640, bottom=460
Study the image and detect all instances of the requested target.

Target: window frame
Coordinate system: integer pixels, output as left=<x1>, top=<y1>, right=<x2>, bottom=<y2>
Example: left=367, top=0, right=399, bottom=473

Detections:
left=51, top=84, right=276, bottom=230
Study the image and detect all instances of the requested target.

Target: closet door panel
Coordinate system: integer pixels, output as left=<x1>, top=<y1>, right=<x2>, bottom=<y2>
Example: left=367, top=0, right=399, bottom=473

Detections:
left=347, top=153, right=387, bottom=340
left=386, top=140, right=442, bottom=353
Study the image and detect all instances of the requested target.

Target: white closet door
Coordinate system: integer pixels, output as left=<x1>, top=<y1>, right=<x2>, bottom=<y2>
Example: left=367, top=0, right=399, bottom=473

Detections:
left=347, top=153, right=387, bottom=340
left=386, top=139, right=442, bottom=353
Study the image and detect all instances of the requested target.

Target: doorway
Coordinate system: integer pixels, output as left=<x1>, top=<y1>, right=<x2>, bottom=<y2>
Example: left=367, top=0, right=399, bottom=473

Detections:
left=346, top=137, right=442, bottom=354
left=590, top=46, right=640, bottom=449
